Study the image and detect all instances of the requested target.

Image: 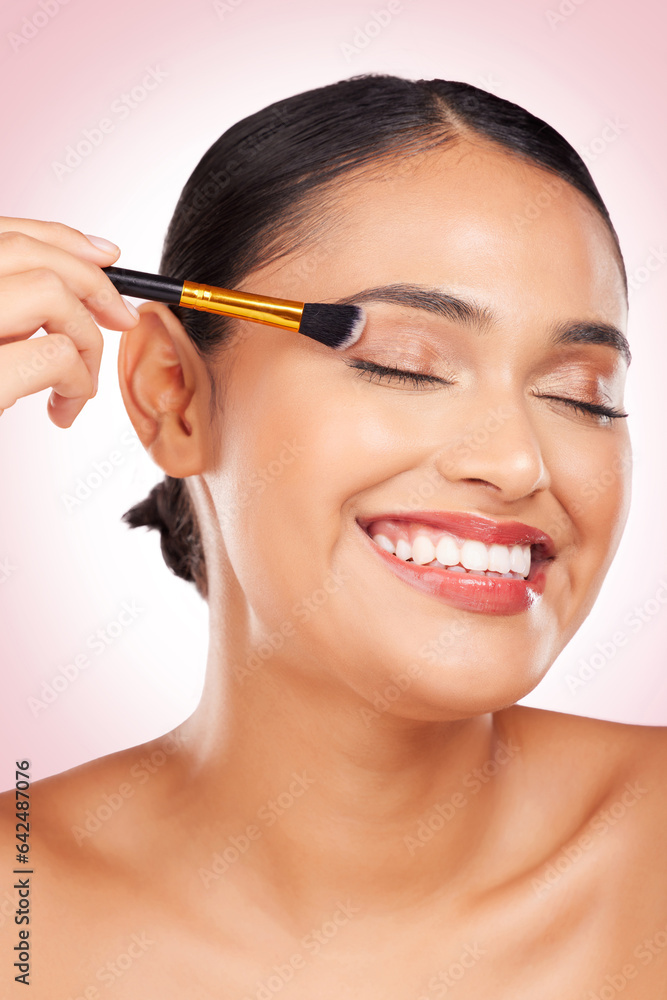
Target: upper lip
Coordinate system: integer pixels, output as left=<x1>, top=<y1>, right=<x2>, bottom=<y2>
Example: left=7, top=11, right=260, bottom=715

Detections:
left=356, top=511, right=556, bottom=559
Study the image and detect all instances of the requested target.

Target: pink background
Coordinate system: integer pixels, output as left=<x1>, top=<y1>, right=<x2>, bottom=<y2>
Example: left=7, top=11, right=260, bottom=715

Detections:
left=1, top=0, right=665, bottom=786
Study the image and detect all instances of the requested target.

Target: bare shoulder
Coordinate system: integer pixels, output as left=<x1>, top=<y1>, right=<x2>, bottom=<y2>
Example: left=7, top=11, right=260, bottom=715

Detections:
left=0, top=725, right=191, bottom=870
left=500, top=702, right=667, bottom=755
left=499, top=702, right=667, bottom=764
left=0, top=726, right=190, bottom=986
left=498, top=703, right=667, bottom=810
left=0, top=731, right=189, bottom=996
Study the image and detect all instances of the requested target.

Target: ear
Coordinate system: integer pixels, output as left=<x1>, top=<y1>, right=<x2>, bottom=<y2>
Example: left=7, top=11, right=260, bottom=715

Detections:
left=117, top=302, right=211, bottom=477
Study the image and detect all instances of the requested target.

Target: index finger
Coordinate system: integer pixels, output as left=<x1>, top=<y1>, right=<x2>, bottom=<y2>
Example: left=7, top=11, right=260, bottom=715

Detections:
left=0, top=217, right=121, bottom=264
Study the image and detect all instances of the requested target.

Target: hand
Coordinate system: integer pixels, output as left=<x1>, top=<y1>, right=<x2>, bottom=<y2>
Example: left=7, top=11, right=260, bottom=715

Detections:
left=0, top=217, right=140, bottom=427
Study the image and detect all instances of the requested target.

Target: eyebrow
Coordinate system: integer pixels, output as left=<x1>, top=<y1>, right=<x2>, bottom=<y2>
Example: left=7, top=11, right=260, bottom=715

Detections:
left=335, top=283, right=631, bottom=366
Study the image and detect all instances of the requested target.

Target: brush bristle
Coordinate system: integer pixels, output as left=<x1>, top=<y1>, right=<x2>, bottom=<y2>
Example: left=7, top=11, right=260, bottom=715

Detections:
left=299, top=302, right=366, bottom=350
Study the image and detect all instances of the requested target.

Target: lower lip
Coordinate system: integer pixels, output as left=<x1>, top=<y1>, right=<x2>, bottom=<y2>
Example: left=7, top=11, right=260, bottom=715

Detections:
left=357, top=523, right=550, bottom=616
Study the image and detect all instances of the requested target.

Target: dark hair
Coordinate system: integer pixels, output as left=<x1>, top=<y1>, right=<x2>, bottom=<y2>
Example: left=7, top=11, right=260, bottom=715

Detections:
left=122, top=72, right=627, bottom=599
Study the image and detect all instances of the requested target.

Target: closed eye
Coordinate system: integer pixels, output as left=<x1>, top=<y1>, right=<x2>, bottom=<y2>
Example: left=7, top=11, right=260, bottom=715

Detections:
left=345, top=359, right=452, bottom=388
left=534, top=394, right=628, bottom=423
left=345, top=361, right=628, bottom=423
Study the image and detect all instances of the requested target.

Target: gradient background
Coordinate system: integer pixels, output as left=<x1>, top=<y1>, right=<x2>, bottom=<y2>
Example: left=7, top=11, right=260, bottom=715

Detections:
left=0, top=0, right=665, bottom=787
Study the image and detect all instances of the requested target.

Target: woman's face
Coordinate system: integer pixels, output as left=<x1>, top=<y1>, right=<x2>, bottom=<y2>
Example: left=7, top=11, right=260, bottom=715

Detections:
left=199, top=139, right=631, bottom=718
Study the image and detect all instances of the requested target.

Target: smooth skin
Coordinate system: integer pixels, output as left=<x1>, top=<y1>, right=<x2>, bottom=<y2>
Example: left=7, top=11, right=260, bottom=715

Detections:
left=1, top=138, right=666, bottom=999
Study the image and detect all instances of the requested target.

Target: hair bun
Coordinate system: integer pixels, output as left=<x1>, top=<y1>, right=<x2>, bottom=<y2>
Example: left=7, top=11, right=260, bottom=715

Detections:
left=122, top=476, right=207, bottom=597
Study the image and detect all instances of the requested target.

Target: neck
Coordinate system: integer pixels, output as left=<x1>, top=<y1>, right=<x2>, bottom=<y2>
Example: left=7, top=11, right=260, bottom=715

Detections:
left=175, top=572, right=520, bottom=922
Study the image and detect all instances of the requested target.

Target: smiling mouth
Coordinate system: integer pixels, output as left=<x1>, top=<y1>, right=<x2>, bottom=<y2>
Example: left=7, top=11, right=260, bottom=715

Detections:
left=358, top=515, right=553, bottom=576
left=354, top=513, right=555, bottom=614
left=365, top=521, right=531, bottom=578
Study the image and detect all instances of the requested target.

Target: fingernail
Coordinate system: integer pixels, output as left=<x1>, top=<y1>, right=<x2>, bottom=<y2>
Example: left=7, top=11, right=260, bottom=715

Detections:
left=84, top=234, right=120, bottom=255
left=123, top=297, right=140, bottom=320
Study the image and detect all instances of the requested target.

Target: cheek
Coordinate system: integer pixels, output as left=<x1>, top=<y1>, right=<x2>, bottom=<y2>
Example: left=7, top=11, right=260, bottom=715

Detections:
left=237, top=372, right=414, bottom=536
left=210, top=342, right=391, bottom=611
left=580, top=437, right=632, bottom=557
left=547, top=422, right=632, bottom=597
left=213, top=340, right=440, bottom=627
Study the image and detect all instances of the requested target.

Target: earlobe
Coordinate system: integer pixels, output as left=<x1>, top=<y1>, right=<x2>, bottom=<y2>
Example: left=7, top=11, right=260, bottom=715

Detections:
left=117, top=302, right=209, bottom=477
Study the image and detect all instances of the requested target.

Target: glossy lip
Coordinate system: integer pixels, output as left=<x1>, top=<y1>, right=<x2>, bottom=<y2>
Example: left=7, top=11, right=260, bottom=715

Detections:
left=355, top=511, right=555, bottom=616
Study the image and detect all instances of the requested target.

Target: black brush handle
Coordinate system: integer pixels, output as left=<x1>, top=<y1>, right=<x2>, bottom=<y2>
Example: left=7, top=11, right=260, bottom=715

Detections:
left=103, top=266, right=184, bottom=304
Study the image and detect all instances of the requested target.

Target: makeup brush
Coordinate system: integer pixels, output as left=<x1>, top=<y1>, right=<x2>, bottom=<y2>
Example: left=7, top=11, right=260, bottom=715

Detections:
left=103, top=266, right=366, bottom=350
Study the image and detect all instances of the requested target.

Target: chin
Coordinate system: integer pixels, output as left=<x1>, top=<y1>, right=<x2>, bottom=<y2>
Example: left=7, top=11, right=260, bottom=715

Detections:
left=344, top=622, right=557, bottom=722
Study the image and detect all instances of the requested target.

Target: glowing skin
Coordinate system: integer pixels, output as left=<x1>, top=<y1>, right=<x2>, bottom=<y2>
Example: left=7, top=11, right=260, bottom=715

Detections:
left=1, top=142, right=666, bottom=997
left=183, top=142, right=632, bottom=717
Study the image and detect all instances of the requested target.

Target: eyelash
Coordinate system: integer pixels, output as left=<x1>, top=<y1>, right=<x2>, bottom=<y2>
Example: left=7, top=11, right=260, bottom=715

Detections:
left=346, top=360, right=629, bottom=422
left=346, top=359, right=449, bottom=389
left=534, top=395, right=628, bottom=422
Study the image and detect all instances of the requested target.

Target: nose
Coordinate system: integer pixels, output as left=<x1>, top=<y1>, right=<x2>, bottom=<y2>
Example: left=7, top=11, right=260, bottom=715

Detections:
left=433, top=398, right=550, bottom=502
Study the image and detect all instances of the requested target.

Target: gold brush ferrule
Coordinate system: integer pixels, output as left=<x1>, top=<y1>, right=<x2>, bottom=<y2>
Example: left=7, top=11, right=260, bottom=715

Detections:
left=180, top=281, right=304, bottom=330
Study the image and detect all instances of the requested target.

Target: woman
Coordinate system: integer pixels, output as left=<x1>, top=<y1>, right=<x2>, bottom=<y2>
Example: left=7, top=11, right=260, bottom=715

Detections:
left=1, top=74, right=665, bottom=998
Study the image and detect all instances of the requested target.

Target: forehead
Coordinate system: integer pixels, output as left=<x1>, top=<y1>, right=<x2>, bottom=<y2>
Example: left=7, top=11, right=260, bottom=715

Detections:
left=269, top=139, right=627, bottom=332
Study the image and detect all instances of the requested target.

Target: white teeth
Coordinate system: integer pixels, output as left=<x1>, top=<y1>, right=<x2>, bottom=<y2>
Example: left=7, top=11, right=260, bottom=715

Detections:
left=367, top=523, right=533, bottom=579
left=487, top=543, right=511, bottom=574
left=396, top=538, right=412, bottom=561
left=460, top=539, right=489, bottom=572
left=435, top=535, right=460, bottom=567
left=411, top=534, right=436, bottom=565
left=510, top=545, right=526, bottom=575
left=371, top=533, right=395, bottom=554
left=523, top=545, right=531, bottom=576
